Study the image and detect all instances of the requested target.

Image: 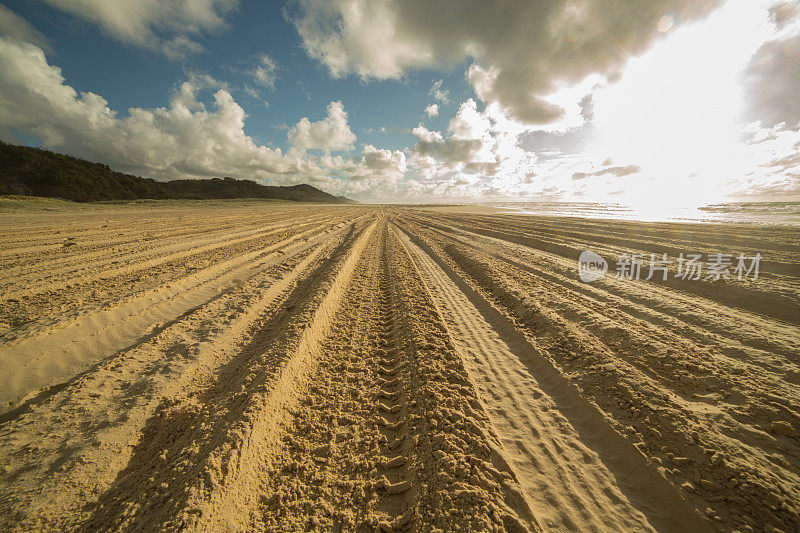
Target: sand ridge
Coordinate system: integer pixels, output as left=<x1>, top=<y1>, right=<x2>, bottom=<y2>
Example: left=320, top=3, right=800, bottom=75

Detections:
left=0, top=200, right=798, bottom=532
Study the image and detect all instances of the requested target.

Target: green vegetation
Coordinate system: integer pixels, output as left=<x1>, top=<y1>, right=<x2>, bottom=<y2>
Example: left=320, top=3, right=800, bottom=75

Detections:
left=0, top=141, right=353, bottom=203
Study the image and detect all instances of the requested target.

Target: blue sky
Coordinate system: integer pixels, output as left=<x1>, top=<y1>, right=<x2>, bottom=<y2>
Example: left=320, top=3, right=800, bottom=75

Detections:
left=0, top=0, right=798, bottom=204
left=3, top=0, right=470, bottom=152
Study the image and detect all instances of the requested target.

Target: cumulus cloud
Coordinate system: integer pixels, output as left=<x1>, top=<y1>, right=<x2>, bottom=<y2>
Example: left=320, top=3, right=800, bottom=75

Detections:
left=0, top=36, right=412, bottom=201
left=518, top=126, right=592, bottom=159
left=290, top=0, right=720, bottom=124
left=412, top=125, right=483, bottom=167
left=303, top=144, right=407, bottom=199
left=362, top=144, right=405, bottom=173
left=0, top=4, right=50, bottom=51
left=0, top=36, right=319, bottom=185
left=408, top=98, right=541, bottom=201
left=466, top=63, right=561, bottom=124
left=287, top=100, right=357, bottom=153
left=349, top=145, right=406, bottom=187
left=41, top=0, right=238, bottom=58
left=572, top=164, right=641, bottom=180
left=424, top=103, right=438, bottom=117
left=411, top=100, right=497, bottom=172
left=170, top=72, right=228, bottom=109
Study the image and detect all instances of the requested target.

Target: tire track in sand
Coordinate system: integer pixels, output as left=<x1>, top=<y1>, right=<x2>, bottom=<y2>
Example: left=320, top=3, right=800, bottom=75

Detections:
left=255, top=221, right=415, bottom=531
left=255, top=220, right=539, bottom=532
left=403, top=217, right=800, bottom=531
left=0, top=218, right=359, bottom=410
left=78, top=217, right=378, bottom=531
left=366, top=227, right=415, bottom=531
left=394, top=221, right=710, bottom=532
left=0, top=222, right=356, bottom=531
left=2, top=215, right=331, bottom=297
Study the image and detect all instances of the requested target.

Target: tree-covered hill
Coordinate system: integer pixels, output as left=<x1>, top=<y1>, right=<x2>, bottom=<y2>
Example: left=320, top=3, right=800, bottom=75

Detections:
left=0, top=141, right=354, bottom=203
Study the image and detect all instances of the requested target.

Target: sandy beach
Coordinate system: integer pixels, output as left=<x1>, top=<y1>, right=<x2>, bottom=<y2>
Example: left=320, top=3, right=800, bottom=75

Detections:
left=0, top=199, right=798, bottom=532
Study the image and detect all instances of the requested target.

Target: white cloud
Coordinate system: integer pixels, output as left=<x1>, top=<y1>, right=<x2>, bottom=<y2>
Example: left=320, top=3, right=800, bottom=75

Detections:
left=252, top=54, right=278, bottom=88
left=731, top=120, right=800, bottom=200
left=408, top=99, right=538, bottom=199
left=41, top=0, right=238, bottom=58
left=303, top=145, right=407, bottom=199
left=170, top=72, right=228, bottom=109
left=349, top=145, right=406, bottom=189
left=287, top=100, right=357, bottom=154
left=4, top=0, right=798, bottom=205
left=0, top=37, right=328, bottom=187
left=291, top=0, right=721, bottom=124
left=0, top=36, right=413, bottom=201
left=412, top=124, right=483, bottom=168
left=429, top=80, right=449, bottom=104
left=242, top=84, right=260, bottom=100
left=0, top=4, right=50, bottom=51
left=362, top=144, right=405, bottom=173
left=497, top=0, right=800, bottom=206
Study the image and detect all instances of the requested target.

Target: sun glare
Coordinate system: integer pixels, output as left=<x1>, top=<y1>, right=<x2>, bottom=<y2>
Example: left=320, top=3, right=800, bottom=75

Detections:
left=591, top=0, right=775, bottom=211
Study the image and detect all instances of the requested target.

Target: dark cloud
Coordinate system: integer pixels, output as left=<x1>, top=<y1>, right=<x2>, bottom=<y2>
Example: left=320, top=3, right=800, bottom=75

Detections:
left=579, top=93, right=595, bottom=122
left=744, top=33, right=800, bottom=128
left=572, top=164, right=641, bottom=180
left=412, top=137, right=483, bottom=164
left=291, top=0, right=720, bottom=124
left=518, top=126, right=593, bottom=156
left=769, top=1, right=799, bottom=30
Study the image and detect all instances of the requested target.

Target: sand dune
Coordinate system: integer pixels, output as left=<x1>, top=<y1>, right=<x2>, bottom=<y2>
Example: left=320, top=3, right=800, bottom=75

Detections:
left=0, top=200, right=798, bottom=532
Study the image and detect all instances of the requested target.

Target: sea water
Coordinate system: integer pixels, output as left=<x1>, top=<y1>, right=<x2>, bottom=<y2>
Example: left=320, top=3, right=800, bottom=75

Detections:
left=481, top=201, right=800, bottom=225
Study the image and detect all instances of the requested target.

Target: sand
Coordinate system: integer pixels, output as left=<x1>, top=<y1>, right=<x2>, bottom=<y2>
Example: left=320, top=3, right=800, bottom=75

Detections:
left=0, top=199, right=798, bottom=532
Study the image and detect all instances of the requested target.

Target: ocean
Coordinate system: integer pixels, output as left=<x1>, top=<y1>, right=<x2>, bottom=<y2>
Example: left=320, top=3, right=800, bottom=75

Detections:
left=481, top=201, right=800, bottom=225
